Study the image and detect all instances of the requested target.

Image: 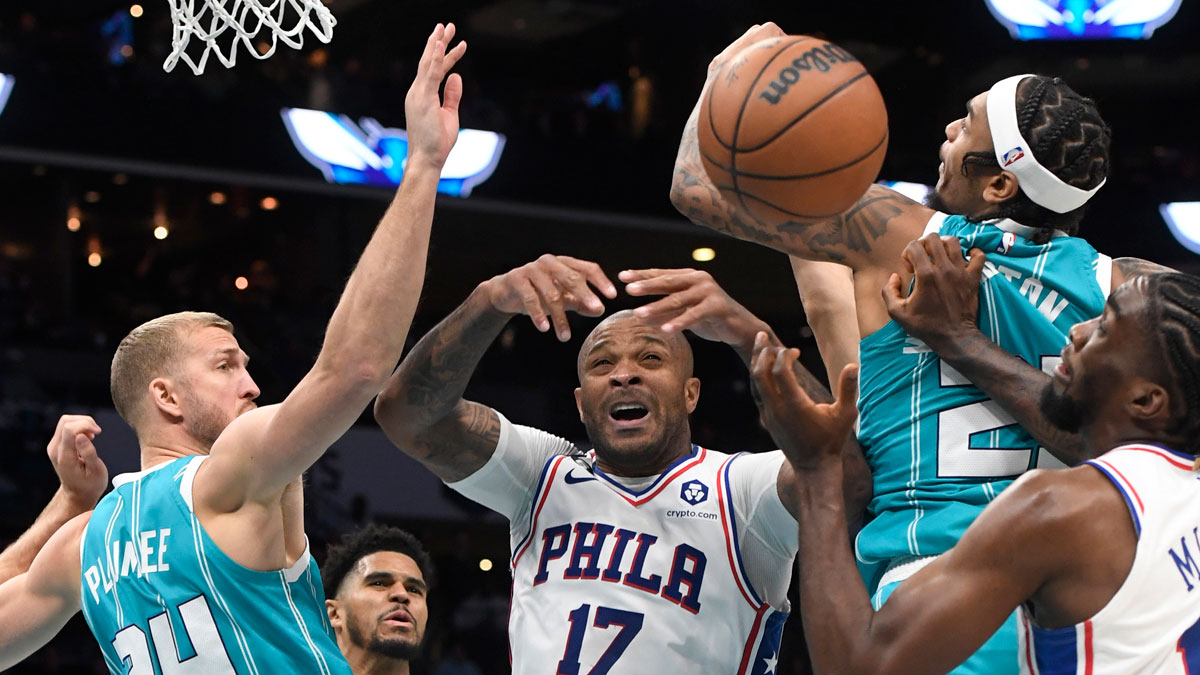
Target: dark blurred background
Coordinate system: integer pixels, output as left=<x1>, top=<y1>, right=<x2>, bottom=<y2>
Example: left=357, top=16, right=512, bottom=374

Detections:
left=1, top=1, right=1198, bottom=672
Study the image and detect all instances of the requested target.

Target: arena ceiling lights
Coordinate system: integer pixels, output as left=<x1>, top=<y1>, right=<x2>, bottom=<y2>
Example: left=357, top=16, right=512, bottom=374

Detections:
left=0, top=74, right=13, bottom=119
left=281, top=107, right=505, bottom=197
left=984, top=0, right=1182, bottom=39
left=1161, top=203, right=1200, bottom=255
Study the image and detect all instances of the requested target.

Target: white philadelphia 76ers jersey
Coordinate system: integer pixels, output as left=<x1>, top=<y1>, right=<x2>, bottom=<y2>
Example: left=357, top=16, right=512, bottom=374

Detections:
left=448, top=414, right=796, bottom=675
left=1018, top=444, right=1200, bottom=674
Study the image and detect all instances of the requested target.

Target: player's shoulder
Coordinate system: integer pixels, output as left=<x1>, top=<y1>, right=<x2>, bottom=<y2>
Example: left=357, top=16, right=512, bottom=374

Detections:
left=1111, top=257, right=1177, bottom=290
left=1001, top=466, right=1121, bottom=534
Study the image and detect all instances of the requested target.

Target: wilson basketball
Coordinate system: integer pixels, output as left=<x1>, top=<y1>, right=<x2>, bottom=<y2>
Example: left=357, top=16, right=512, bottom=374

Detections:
left=699, top=36, right=889, bottom=220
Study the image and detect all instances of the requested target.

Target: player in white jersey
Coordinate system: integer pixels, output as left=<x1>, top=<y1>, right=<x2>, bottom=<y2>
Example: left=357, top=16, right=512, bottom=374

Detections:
left=373, top=255, right=871, bottom=673
left=747, top=245, right=1200, bottom=674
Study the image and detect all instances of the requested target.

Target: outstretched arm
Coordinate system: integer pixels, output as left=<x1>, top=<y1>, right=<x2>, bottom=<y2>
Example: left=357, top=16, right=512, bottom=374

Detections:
left=670, top=24, right=933, bottom=272
left=196, top=24, right=465, bottom=515
left=0, top=415, right=107, bottom=584
left=749, top=338, right=1078, bottom=674
left=0, top=513, right=86, bottom=669
left=375, top=255, right=616, bottom=482
left=790, top=257, right=859, bottom=387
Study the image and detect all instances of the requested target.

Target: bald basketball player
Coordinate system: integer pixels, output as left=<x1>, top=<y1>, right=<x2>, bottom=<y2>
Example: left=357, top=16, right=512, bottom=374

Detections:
left=374, top=255, right=869, bottom=673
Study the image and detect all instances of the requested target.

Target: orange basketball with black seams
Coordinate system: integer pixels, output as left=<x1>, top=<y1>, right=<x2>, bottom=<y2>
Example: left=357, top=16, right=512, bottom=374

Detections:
left=699, top=36, right=889, bottom=221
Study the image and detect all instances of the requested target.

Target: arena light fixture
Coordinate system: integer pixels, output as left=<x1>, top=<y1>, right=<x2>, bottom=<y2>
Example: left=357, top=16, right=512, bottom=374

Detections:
left=878, top=180, right=933, bottom=204
left=0, top=74, right=13, bottom=118
left=984, top=0, right=1182, bottom=40
left=281, top=107, right=505, bottom=197
left=1161, top=202, right=1200, bottom=255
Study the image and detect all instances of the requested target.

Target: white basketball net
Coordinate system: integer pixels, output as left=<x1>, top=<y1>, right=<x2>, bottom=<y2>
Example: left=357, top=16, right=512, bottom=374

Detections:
left=164, top=0, right=336, bottom=75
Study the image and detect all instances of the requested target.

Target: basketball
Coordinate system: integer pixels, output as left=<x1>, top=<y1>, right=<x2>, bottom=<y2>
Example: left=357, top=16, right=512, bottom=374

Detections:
left=698, top=36, right=889, bottom=221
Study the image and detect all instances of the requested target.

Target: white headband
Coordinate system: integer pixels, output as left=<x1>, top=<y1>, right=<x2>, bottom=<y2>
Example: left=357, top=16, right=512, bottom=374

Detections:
left=986, top=74, right=1105, bottom=214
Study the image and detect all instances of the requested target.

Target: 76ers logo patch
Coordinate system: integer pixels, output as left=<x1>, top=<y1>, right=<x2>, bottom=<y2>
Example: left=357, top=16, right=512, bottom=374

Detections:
left=680, top=480, right=709, bottom=506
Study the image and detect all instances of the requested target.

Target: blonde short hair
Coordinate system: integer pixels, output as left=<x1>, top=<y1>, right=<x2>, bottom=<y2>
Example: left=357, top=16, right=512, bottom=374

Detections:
left=110, top=311, right=233, bottom=429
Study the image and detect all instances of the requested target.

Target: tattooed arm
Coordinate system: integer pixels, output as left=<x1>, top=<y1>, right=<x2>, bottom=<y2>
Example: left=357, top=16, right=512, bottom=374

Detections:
left=374, top=255, right=617, bottom=482
left=670, top=24, right=933, bottom=274
left=883, top=241, right=1178, bottom=466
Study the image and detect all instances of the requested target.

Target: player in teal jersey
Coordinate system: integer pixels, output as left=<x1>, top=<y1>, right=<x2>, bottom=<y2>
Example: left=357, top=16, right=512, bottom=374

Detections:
left=673, top=22, right=1171, bottom=674
left=0, top=23, right=465, bottom=673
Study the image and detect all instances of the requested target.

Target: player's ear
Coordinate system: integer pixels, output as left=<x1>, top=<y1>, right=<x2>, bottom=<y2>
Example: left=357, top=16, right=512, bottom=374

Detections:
left=684, top=378, right=700, bottom=414
left=1128, top=379, right=1171, bottom=427
left=574, top=388, right=585, bottom=422
left=149, top=377, right=184, bottom=421
left=984, top=170, right=1020, bottom=205
left=326, top=599, right=343, bottom=629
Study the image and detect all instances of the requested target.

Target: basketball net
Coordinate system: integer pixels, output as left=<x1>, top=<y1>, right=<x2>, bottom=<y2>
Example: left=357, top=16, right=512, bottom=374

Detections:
left=164, top=0, right=336, bottom=75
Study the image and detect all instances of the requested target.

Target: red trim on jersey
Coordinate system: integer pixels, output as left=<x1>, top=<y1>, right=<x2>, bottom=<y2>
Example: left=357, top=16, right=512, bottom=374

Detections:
left=715, top=457, right=761, bottom=610
left=604, top=448, right=708, bottom=506
left=1124, top=445, right=1194, bottom=471
left=736, top=604, right=770, bottom=675
left=1092, top=459, right=1145, bottom=515
left=1083, top=620, right=1094, bottom=674
left=513, top=456, right=567, bottom=567
left=1020, top=610, right=1037, bottom=674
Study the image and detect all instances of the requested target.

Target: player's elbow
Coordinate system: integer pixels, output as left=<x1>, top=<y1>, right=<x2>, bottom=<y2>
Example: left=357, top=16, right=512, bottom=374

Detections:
left=669, top=174, right=689, bottom=213
left=320, top=358, right=392, bottom=404
left=373, top=384, right=423, bottom=444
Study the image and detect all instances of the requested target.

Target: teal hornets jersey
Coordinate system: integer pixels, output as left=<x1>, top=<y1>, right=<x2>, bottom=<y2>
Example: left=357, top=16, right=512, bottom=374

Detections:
left=79, top=456, right=351, bottom=675
left=855, top=214, right=1111, bottom=589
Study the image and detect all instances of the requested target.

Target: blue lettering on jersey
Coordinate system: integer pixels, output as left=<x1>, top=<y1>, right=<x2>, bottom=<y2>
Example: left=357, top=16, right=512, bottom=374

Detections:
left=531, top=522, right=707, bottom=614
left=1169, top=527, right=1200, bottom=592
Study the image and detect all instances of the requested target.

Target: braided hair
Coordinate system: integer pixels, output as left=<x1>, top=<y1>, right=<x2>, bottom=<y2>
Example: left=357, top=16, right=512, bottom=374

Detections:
left=1148, top=273, right=1200, bottom=454
left=961, top=76, right=1112, bottom=243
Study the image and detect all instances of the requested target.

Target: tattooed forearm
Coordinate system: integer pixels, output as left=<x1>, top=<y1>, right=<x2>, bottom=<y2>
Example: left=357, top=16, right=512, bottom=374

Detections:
left=671, top=108, right=920, bottom=266
left=395, top=290, right=511, bottom=423
left=783, top=186, right=910, bottom=260
left=374, top=286, right=512, bottom=478
left=671, top=109, right=781, bottom=245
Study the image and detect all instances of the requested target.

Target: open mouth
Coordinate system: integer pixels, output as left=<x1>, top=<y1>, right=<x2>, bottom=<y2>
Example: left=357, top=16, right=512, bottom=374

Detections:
left=383, top=610, right=413, bottom=628
left=609, top=403, right=648, bottom=422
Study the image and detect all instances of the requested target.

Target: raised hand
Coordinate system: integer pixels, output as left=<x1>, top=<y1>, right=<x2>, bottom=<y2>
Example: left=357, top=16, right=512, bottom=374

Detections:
left=750, top=332, right=858, bottom=472
left=883, top=233, right=986, bottom=353
left=46, top=414, right=108, bottom=509
left=707, top=22, right=787, bottom=76
left=404, top=23, right=468, bottom=170
left=483, top=255, right=618, bottom=341
left=621, top=267, right=765, bottom=353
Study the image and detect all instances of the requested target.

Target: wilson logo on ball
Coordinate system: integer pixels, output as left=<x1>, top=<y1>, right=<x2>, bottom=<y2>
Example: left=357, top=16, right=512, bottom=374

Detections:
left=758, top=43, right=858, bottom=105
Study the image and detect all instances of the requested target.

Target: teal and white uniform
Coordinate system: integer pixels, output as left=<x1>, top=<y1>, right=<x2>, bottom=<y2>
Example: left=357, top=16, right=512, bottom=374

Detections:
left=856, top=213, right=1111, bottom=673
left=79, top=455, right=350, bottom=675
